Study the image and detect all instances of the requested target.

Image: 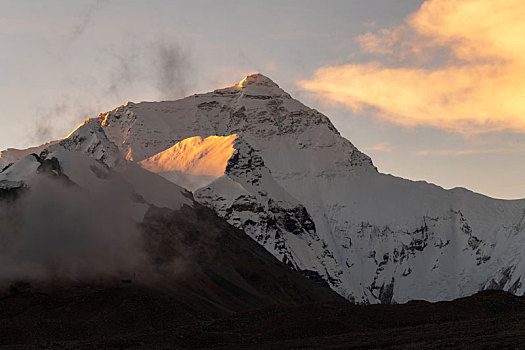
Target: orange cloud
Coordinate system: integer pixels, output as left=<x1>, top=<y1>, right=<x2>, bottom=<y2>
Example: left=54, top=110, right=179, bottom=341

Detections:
left=416, top=146, right=525, bottom=156
left=363, top=142, right=393, bottom=153
left=299, top=0, right=525, bottom=134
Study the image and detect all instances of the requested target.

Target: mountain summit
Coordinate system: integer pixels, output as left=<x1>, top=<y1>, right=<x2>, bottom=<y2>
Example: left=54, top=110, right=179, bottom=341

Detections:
left=237, top=73, right=281, bottom=88
left=1, top=74, right=525, bottom=303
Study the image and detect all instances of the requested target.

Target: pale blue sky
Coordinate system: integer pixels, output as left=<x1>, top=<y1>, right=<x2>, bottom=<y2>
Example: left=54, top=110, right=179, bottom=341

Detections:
left=1, top=0, right=523, bottom=199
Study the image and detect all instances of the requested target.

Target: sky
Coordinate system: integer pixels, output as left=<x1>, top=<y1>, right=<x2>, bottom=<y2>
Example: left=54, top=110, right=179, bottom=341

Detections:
left=0, top=0, right=523, bottom=199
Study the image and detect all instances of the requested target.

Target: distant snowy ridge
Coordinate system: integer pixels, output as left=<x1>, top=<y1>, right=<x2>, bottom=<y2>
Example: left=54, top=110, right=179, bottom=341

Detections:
left=0, top=141, right=59, bottom=170
left=0, top=120, right=191, bottom=216
left=2, top=73, right=525, bottom=303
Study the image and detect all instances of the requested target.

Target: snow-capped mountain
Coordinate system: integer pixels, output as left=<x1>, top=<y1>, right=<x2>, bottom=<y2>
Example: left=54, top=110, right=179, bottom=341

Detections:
left=2, top=73, right=525, bottom=303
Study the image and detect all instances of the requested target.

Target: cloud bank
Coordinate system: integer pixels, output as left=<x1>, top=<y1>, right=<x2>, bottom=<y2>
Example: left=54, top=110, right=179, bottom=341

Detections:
left=0, top=175, right=146, bottom=282
left=299, top=0, right=525, bottom=134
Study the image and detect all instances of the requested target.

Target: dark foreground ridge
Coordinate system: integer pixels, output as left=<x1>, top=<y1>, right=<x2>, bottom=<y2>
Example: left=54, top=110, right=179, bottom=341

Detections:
left=1, top=286, right=525, bottom=349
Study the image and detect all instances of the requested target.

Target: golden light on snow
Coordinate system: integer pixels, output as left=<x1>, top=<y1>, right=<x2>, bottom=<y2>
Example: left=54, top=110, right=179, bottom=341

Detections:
left=100, top=113, right=110, bottom=127
left=139, top=134, right=238, bottom=177
left=299, top=0, right=525, bottom=134
left=66, top=118, right=92, bottom=138
left=236, top=76, right=249, bottom=87
left=236, top=72, right=262, bottom=88
left=125, top=147, right=134, bottom=161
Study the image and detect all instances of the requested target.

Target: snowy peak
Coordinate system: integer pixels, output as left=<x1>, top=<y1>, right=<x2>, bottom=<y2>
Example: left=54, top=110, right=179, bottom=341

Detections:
left=237, top=73, right=280, bottom=88
left=0, top=141, right=59, bottom=170
left=215, top=73, right=290, bottom=99
left=82, top=73, right=373, bottom=175
left=46, top=118, right=124, bottom=168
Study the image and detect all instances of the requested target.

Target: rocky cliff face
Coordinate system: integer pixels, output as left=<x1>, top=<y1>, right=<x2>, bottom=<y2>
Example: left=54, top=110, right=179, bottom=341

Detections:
left=2, top=73, right=525, bottom=303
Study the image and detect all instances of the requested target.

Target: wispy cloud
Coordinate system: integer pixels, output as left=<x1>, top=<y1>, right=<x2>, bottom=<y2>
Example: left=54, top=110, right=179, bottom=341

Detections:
left=27, top=103, right=98, bottom=146
left=69, top=0, right=106, bottom=42
left=153, top=41, right=193, bottom=100
left=363, top=142, right=393, bottom=153
left=105, top=38, right=194, bottom=101
left=416, top=146, right=525, bottom=156
left=298, top=0, right=525, bottom=134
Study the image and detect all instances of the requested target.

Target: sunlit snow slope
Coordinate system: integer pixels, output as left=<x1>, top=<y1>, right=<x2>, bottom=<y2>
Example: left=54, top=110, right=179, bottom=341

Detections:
left=139, top=135, right=237, bottom=191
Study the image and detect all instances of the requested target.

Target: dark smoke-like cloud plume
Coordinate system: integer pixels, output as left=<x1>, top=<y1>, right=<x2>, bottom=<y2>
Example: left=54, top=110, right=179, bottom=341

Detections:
left=105, top=38, right=194, bottom=101
left=0, top=174, right=146, bottom=282
left=68, top=0, right=107, bottom=42
left=153, top=41, right=193, bottom=100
